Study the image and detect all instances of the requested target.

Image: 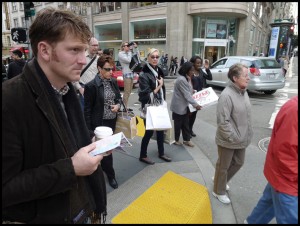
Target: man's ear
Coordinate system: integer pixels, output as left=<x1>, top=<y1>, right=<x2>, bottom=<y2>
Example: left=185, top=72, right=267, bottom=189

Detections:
left=38, top=42, right=51, bottom=61
left=232, top=76, right=238, bottom=83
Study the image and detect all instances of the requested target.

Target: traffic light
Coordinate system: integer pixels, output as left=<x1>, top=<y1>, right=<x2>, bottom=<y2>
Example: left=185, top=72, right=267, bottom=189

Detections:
left=24, top=2, right=34, bottom=18
left=11, top=28, right=27, bottom=43
left=279, top=43, right=284, bottom=48
left=229, top=22, right=236, bottom=35
left=289, top=25, right=295, bottom=37
left=290, top=25, right=294, bottom=32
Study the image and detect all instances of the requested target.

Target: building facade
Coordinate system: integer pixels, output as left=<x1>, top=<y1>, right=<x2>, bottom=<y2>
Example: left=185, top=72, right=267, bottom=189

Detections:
left=2, top=2, right=296, bottom=65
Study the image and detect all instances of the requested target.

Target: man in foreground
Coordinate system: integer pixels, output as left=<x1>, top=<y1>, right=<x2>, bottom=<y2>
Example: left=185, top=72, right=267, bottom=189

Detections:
left=2, top=8, right=107, bottom=224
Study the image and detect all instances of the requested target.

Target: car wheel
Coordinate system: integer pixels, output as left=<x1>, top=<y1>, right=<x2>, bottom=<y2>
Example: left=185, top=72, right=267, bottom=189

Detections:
left=264, top=90, right=276, bottom=95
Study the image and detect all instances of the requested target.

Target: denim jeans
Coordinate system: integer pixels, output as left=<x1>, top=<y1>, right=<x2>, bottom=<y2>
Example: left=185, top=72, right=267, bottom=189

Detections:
left=246, top=183, right=298, bottom=224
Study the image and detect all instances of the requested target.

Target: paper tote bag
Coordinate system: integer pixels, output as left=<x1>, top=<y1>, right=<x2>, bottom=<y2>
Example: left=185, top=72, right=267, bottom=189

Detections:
left=115, top=111, right=137, bottom=139
left=146, top=105, right=172, bottom=130
left=151, top=126, right=175, bottom=145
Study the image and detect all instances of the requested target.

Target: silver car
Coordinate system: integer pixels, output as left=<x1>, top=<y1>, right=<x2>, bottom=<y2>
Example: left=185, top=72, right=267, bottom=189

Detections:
left=207, top=56, right=285, bottom=94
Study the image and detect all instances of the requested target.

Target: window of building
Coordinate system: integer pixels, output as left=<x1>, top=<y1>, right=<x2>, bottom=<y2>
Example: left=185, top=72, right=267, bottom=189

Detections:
left=19, top=2, right=24, bottom=10
left=132, top=19, right=166, bottom=40
left=252, top=2, right=256, bottom=13
left=21, top=17, right=26, bottom=28
left=192, top=17, right=206, bottom=39
left=115, top=2, right=121, bottom=10
left=99, top=2, right=121, bottom=13
left=257, top=30, right=261, bottom=46
left=12, top=2, right=17, bottom=11
left=206, top=19, right=227, bottom=39
left=13, top=18, right=19, bottom=28
left=192, top=41, right=204, bottom=59
left=130, top=19, right=166, bottom=59
left=95, top=23, right=122, bottom=41
left=248, top=44, right=252, bottom=56
left=249, top=26, right=255, bottom=43
left=259, top=4, right=263, bottom=19
left=130, top=2, right=163, bottom=8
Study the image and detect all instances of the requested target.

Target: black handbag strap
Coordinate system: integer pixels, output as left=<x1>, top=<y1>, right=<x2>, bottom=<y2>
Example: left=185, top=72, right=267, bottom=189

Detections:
left=80, top=56, right=97, bottom=77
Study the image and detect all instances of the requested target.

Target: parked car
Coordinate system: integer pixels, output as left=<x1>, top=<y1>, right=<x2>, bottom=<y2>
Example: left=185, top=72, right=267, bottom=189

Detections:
left=207, top=56, right=285, bottom=94
left=112, top=61, right=139, bottom=88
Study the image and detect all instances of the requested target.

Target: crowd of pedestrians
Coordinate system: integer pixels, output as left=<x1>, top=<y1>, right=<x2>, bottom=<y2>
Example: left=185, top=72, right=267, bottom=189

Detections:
left=2, top=7, right=297, bottom=224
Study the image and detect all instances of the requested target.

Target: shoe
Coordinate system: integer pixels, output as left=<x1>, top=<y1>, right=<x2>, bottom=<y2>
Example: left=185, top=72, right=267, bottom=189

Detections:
left=183, top=140, right=195, bottom=147
left=212, top=191, right=231, bottom=204
left=174, top=141, right=183, bottom=146
left=108, top=178, right=118, bottom=189
left=159, top=155, right=172, bottom=162
left=139, top=157, right=155, bottom=165
left=212, top=176, right=230, bottom=191
left=244, top=219, right=248, bottom=224
left=190, top=131, right=196, bottom=137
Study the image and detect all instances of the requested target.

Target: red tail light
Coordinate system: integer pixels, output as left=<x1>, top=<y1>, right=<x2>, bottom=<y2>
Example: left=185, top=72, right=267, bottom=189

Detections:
left=249, top=67, right=260, bottom=76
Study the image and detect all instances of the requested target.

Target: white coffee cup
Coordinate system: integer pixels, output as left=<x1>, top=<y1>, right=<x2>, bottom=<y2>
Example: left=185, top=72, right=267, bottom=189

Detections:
left=94, top=126, right=113, bottom=156
left=94, top=126, right=113, bottom=140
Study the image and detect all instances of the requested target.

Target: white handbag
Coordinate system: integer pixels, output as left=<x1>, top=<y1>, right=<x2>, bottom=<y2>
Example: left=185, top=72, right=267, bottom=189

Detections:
left=146, top=101, right=172, bottom=130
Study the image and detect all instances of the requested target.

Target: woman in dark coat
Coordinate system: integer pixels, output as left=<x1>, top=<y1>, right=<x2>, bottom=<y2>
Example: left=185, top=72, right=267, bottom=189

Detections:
left=138, top=48, right=171, bottom=165
left=84, top=55, right=122, bottom=189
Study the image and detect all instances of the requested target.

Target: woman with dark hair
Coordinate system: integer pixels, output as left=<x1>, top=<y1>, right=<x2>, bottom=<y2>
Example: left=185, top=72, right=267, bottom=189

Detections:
left=84, top=55, right=122, bottom=189
left=170, top=62, right=202, bottom=147
left=189, top=56, right=212, bottom=137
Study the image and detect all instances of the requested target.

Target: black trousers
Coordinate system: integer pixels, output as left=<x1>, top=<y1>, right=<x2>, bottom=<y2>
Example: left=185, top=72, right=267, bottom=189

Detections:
left=101, top=118, right=117, bottom=179
left=172, top=111, right=191, bottom=142
left=189, top=110, right=197, bottom=133
left=140, top=118, right=165, bottom=158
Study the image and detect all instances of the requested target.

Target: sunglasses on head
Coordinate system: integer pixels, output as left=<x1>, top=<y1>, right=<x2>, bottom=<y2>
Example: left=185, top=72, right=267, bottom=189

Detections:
left=150, top=55, right=160, bottom=59
left=102, top=68, right=113, bottom=72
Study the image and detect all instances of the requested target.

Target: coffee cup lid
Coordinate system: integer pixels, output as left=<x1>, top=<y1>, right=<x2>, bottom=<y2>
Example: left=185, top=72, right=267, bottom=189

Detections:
left=94, top=126, right=113, bottom=138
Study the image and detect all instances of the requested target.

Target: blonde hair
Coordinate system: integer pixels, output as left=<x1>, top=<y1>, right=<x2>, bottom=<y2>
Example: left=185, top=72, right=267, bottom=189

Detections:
left=147, top=48, right=159, bottom=57
left=120, top=41, right=129, bottom=51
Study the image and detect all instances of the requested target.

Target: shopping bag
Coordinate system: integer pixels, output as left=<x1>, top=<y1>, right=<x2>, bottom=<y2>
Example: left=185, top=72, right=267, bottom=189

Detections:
left=146, top=104, right=172, bottom=130
left=139, top=94, right=161, bottom=119
left=115, top=111, right=137, bottom=139
left=151, top=120, right=175, bottom=145
left=136, top=116, right=146, bottom=137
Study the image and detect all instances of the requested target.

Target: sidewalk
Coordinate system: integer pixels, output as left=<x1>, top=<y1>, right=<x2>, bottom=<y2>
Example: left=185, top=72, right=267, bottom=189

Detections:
left=104, top=56, right=298, bottom=224
left=105, top=135, right=237, bottom=224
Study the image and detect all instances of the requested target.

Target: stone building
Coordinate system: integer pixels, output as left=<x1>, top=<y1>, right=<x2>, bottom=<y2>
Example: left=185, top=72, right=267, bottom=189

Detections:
left=2, top=2, right=296, bottom=64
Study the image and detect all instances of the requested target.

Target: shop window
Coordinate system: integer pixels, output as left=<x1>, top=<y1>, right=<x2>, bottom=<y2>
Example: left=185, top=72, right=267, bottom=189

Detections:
left=132, top=19, right=166, bottom=40
left=206, top=19, right=227, bottom=39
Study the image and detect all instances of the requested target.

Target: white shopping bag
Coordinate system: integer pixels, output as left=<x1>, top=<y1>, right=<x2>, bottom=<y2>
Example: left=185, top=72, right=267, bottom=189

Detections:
left=146, top=104, right=172, bottom=130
